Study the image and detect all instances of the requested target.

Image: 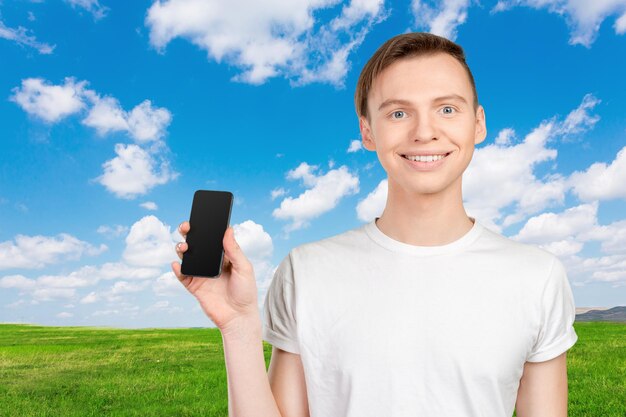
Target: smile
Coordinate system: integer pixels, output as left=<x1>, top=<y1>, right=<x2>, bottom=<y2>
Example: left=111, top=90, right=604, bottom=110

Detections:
left=401, top=152, right=451, bottom=162
left=400, top=151, right=452, bottom=171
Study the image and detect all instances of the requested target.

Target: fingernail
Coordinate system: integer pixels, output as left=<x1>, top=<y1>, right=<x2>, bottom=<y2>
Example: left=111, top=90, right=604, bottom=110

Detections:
left=176, top=242, right=182, bottom=250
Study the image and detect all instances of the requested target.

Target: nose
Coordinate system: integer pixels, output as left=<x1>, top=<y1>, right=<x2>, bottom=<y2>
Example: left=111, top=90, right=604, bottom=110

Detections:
left=410, top=112, right=437, bottom=142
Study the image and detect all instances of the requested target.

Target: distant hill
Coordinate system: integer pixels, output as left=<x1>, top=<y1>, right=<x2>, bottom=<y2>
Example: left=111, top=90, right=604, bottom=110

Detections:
left=576, top=306, right=626, bottom=322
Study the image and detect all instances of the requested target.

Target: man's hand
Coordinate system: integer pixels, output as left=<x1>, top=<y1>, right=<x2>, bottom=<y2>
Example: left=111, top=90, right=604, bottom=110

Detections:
left=172, top=221, right=260, bottom=331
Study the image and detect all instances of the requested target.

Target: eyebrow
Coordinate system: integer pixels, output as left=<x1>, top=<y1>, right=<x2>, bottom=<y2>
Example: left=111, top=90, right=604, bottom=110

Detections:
left=377, top=94, right=468, bottom=111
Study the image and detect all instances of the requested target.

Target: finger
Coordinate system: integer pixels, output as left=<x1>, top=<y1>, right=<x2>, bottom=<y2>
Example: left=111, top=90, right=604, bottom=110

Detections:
left=222, top=227, right=252, bottom=274
left=171, top=261, right=192, bottom=289
left=222, top=254, right=232, bottom=271
left=178, top=221, right=190, bottom=238
left=175, top=241, right=187, bottom=260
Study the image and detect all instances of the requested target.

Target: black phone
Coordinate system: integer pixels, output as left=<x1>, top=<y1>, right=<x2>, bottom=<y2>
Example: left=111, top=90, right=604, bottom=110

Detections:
left=181, top=190, right=234, bottom=278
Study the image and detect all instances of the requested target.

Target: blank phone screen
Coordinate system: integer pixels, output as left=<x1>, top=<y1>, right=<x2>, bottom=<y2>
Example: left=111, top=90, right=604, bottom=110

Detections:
left=181, top=190, right=233, bottom=278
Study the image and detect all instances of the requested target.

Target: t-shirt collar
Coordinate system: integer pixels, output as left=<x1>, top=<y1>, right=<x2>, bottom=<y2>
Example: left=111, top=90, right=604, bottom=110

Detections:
left=364, top=216, right=484, bottom=256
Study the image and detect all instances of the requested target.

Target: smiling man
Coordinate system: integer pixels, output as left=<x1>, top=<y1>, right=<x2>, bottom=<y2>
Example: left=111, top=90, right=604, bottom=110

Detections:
left=173, top=32, right=578, bottom=417
left=261, top=33, right=578, bottom=416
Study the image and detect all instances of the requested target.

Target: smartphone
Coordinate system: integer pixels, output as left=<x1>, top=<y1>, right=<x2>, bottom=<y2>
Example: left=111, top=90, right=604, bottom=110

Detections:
left=181, top=190, right=234, bottom=278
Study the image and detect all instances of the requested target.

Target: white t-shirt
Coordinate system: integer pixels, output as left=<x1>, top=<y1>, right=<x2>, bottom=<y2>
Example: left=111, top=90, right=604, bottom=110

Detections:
left=262, top=216, right=578, bottom=417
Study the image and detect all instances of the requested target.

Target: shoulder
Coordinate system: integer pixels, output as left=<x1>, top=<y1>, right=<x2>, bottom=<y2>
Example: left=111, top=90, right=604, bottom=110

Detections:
left=477, top=224, right=560, bottom=275
left=289, top=223, right=369, bottom=262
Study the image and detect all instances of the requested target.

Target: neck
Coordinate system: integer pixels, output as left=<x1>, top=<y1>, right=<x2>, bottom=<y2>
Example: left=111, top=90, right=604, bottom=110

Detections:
left=375, top=177, right=474, bottom=246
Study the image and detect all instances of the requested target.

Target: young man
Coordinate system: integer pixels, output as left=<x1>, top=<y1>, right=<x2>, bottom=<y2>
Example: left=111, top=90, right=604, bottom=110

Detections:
left=172, top=32, right=578, bottom=417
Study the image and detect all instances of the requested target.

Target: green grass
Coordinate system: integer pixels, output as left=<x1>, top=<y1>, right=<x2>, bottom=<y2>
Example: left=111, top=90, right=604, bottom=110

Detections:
left=1, top=322, right=624, bottom=416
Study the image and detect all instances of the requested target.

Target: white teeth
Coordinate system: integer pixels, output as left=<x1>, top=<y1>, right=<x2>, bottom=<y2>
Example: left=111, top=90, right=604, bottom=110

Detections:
left=404, top=154, right=447, bottom=162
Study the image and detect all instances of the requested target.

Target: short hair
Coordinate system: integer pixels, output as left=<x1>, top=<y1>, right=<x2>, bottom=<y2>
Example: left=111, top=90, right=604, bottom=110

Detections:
left=354, top=32, right=479, bottom=120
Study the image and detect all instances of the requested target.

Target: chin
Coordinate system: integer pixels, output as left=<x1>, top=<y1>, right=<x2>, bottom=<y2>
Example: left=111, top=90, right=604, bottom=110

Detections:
left=392, top=180, right=447, bottom=196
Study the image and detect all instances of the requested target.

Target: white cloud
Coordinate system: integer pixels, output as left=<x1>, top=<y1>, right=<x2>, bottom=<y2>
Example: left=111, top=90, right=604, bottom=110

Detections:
left=464, top=94, right=600, bottom=229
left=145, top=300, right=183, bottom=314
left=82, top=96, right=128, bottom=135
left=96, top=143, right=178, bottom=199
left=411, top=0, right=471, bottom=40
left=233, top=220, right=273, bottom=262
left=491, top=0, right=626, bottom=47
left=494, top=128, right=516, bottom=146
left=273, top=162, right=359, bottom=232
left=37, top=270, right=100, bottom=288
left=567, top=145, right=626, bottom=202
left=123, top=215, right=177, bottom=267
left=0, top=233, right=107, bottom=270
left=10, top=78, right=86, bottom=123
left=270, top=187, right=287, bottom=200
left=32, top=288, right=76, bottom=302
left=0, top=216, right=199, bottom=309
left=5, top=299, right=28, bottom=309
left=616, top=10, right=626, bottom=32
left=294, top=18, right=379, bottom=86
left=539, top=239, right=585, bottom=258
left=65, top=0, right=109, bottom=20
left=145, top=0, right=387, bottom=87
left=0, top=20, right=55, bottom=54
left=557, top=93, right=601, bottom=135
left=287, top=162, right=320, bottom=186
left=356, top=178, right=387, bottom=222
left=225, top=219, right=277, bottom=307
left=82, top=262, right=163, bottom=281
left=126, top=100, right=172, bottom=143
left=593, top=219, right=626, bottom=255
left=97, top=224, right=129, bottom=238
left=512, top=202, right=599, bottom=244
left=347, top=139, right=363, bottom=153
left=511, top=203, right=626, bottom=287
left=0, top=275, right=36, bottom=290
left=80, top=291, right=98, bottom=304
left=56, top=311, right=74, bottom=318
left=153, top=271, right=186, bottom=296
left=92, top=304, right=140, bottom=317
left=92, top=309, right=119, bottom=316
left=1, top=261, right=163, bottom=305
left=110, top=280, right=150, bottom=295
left=464, top=121, right=566, bottom=230
left=140, top=201, right=158, bottom=210
left=83, top=96, right=172, bottom=143
left=12, top=78, right=173, bottom=143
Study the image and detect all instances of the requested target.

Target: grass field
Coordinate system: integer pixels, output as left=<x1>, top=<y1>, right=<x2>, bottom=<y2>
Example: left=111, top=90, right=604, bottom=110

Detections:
left=1, top=322, right=624, bottom=416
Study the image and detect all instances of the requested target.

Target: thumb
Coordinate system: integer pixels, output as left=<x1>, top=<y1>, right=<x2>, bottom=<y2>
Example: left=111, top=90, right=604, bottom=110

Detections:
left=223, top=227, right=250, bottom=271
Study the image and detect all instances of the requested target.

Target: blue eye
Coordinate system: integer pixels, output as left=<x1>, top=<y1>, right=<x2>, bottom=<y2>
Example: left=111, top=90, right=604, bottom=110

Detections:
left=441, top=106, right=456, bottom=115
left=391, top=110, right=406, bottom=119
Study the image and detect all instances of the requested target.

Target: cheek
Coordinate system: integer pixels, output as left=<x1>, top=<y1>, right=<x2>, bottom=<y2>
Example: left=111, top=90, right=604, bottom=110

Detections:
left=373, top=123, right=406, bottom=145
left=440, top=119, right=467, bottom=135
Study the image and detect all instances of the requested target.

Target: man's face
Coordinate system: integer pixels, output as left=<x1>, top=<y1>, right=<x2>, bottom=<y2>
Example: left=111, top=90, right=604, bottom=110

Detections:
left=359, top=53, right=487, bottom=197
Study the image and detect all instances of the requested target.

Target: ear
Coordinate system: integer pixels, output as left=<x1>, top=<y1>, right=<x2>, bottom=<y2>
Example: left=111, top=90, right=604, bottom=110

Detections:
left=474, top=105, right=487, bottom=146
left=359, top=116, right=376, bottom=151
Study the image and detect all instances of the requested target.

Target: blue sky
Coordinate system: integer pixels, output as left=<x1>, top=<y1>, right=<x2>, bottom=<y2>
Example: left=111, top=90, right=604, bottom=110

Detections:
left=1, top=0, right=626, bottom=328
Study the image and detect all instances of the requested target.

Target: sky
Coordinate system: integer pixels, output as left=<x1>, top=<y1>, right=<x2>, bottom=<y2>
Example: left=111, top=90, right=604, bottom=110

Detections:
left=1, top=0, right=626, bottom=328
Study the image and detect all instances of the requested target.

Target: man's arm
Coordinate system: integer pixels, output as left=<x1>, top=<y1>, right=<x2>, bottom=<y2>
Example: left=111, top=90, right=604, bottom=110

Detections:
left=515, top=352, right=569, bottom=417
left=221, top=315, right=283, bottom=417
left=268, top=347, right=310, bottom=417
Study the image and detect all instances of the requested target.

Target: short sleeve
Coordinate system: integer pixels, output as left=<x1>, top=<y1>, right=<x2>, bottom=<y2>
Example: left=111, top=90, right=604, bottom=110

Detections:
left=527, top=257, right=578, bottom=362
left=262, top=252, right=300, bottom=354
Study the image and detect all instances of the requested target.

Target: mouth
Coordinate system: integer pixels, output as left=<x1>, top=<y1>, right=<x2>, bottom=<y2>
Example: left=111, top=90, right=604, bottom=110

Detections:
left=400, top=151, right=452, bottom=162
left=398, top=151, right=453, bottom=172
